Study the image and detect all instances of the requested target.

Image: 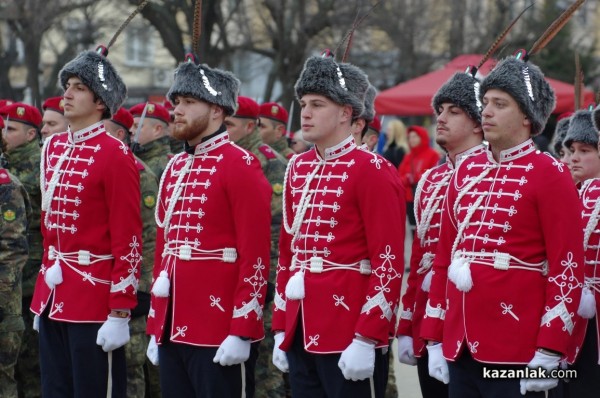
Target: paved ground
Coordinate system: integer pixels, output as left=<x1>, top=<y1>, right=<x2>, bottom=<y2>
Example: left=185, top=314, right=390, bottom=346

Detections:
left=390, top=223, right=422, bottom=398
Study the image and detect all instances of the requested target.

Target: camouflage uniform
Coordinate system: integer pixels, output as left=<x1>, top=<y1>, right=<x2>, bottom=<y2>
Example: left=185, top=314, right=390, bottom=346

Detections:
left=270, top=137, right=295, bottom=163
left=127, top=156, right=159, bottom=398
left=168, top=135, right=183, bottom=155
left=235, top=129, right=289, bottom=397
left=6, top=139, right=42, bottom=398
left=135, top=136, right=172, bottom=180
left=0, top=169, right=30, bottom=398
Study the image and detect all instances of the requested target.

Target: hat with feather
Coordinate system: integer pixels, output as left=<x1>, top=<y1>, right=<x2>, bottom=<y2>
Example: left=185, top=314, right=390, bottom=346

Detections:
left=166, top=1, right=240, bottom=115
left=59, top=1, right=149, bottom=117
left=480, top=0, right=585, bottom=136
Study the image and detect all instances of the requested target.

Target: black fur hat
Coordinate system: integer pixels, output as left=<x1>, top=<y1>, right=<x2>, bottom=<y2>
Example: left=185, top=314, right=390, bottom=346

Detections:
left=167, top=56, right=241, bottom=116
left=59, top=50, right=127, bottom=117
left=480, top=56, right=555, bottom=136
left=564, top=110, right=597, bottom=149
left=361, top=84, right=377, bottom=123
left=551, top=116, right=571, bottom=156
left=432, top=72, right=482, bottom=124
left=592, top=104, right=600, bottom=133
left=295, top=54, right=369, bottom=119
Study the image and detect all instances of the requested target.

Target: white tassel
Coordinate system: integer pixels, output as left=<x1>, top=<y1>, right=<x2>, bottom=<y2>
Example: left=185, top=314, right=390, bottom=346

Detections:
left=421, top=270, right=433, bottom=292
left=448, top=258, right=473, bottom=292
left=151, top=270, right=171, bottom=297
left=285, top=271, right=305, bottom=300
left=45, top=259, right=63, bottom=289
left=577, top=286, right=596, bottom=319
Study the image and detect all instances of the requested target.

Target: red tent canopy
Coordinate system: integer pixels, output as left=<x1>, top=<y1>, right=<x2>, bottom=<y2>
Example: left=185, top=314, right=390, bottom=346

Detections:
left=375, top=54, right=594, bottom=116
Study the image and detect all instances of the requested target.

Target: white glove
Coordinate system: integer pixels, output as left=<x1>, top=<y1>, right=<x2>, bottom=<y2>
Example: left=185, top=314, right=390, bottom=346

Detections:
left=272, top=332, right=289, bottom=372
left=96, top=316, right=130, bottom=352
left=213, top=335, right=251, bottom=366
left=146, top=335, right=159, bottom=366
left=426, top=343, right=449, bottom=384
left=33, top=315, right=40, bottom=332
left=519, top=351, right=560, bottom=395
left=338, top=338, right=376, bottom=381
left=397, top=336, right=417, bottom=366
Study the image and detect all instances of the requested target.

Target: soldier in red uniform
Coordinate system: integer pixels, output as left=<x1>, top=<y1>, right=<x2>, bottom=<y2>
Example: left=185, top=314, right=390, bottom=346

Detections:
left=30, top=47, right=142, bottom=398
left=397, top=70, right=485, bottom=398
left=145, top=53, right=271, bottom=398
left=420, top=53, right=585, bottom=397
left=271, top=53, right=405, bottom=398
left=562, top=109, right=600, bottom=396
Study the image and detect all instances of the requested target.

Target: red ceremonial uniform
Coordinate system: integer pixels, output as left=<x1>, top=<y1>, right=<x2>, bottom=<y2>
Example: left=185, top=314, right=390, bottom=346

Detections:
left=272, top=135, right=405, bottom=353
left=398, top=144, right=485, bottom=357
left=567, top=178, right=600, bottom=363
left=31, top=122, right=142, bottom=321
left=147, top=130, right=271, bottom=346
left=420, top=139, right=584, bottom=363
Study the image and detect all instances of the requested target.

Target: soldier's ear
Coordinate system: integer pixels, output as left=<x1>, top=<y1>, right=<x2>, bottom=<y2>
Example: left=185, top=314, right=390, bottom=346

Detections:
left=26, top=128, right=38, bottom=142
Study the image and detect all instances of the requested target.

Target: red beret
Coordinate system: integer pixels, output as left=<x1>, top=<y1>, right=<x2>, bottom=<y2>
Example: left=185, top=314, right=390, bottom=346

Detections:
left=0, top=102, right=42, bottom=129
left=368, top=116, right=382, bottom=134
left=557, top=111, right=573, bottom=122
left=163, top=100, right=174, bottom=111
left=235, top=96, right=260, bottom=119
left=259, top=102, right=288, bottom=124
left=111, top=107, right=134, bottom=131
left=42, top=96, right=65, bottom=114
left=129, top=102, right=170, bottom=124
left=0, top=99, right=14, bottom=109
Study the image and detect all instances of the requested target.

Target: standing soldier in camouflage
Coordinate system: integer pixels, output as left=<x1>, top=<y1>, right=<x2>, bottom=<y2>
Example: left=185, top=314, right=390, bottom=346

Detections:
left=258, top=102, right=295, bottom=162
left=40, top=97, right=68, bottom=143
left=0, top=135, right=31, bottom=398
left=105, top=107, right=159, bottom=398
left=0, top=103, right=43, bottom=398
left=130, top=102, right=173, bottom=179
left=224, top=96, right=289, bottom=397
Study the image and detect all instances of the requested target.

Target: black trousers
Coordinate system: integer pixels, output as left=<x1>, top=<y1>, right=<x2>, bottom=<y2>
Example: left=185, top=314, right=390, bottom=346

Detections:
left=448, top=350, right=545, bottom=398
left=158, top=339, right=251, bottom=398
left=566, top=317, right=600, bottom=397
left=286, top=322, right=388, bottom=398
left=417, top=352, right=449, bottom=398
left=39, top=315, right=126, bottom=398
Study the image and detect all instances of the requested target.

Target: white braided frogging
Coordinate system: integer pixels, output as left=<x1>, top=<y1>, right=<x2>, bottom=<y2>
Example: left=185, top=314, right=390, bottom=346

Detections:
left=449, top=166, right=493, bottom=258
left=155, top=154, right=193, bottom=234
left=41, top=138, right=73, bottom=227
left=583, top=191, right=600, bottom=250
left=281, top=158, right=326, bottom=251
left=416, top=171, right=452, bottom=243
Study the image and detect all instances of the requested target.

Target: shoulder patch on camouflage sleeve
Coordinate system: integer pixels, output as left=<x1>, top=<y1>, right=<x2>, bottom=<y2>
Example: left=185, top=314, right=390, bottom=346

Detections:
left=143, top=192, right=156, bottom=209
left=2, top=207, right=16, bottom=222
left=0, top=169, right=10, bottom=184
left=258, top=144, right=276, bottom=160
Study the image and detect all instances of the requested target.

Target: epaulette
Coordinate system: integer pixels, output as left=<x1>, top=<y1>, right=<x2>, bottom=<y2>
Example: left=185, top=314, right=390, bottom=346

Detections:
left=258, top=144, right=276, bottom=160
left=134, top=158, right=145, bottom=171
left=0, top=169, right=11, bottom=185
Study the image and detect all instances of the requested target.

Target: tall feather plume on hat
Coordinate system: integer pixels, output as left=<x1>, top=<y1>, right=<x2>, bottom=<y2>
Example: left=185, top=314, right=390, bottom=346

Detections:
left=479, top=0, right=585, bottom=136
left=432, top=4, right=531, bottom=125
left=166, top=0, right=240, bottom=115
left=327, top=2, right=381, bottom=124
left=564, top=51, right=596, bottom=149
left=58, top=0, right=149, bottom=116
